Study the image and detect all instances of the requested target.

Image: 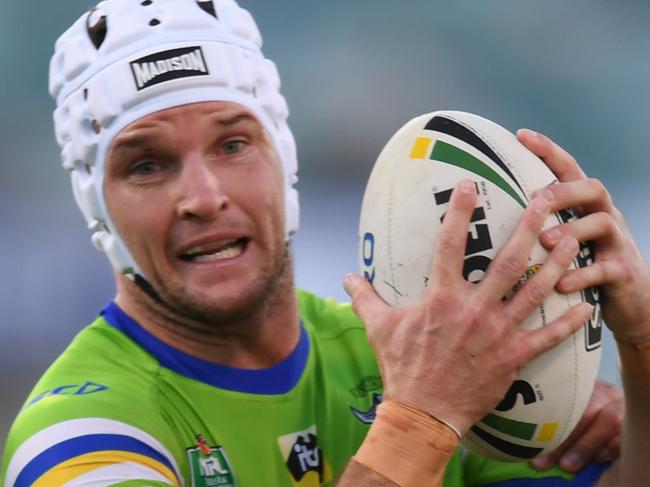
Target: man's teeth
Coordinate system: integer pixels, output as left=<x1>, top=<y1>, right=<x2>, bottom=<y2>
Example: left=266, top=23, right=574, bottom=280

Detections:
left=185, top=241, right=243, bottom=262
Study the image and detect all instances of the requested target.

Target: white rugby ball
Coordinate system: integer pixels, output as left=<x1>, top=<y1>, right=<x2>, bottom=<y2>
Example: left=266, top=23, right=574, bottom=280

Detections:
left=358, top=110, right=603, bottom=461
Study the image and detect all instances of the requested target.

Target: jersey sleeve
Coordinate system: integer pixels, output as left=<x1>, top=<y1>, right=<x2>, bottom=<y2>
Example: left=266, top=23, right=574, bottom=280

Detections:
left=2, top=418, right=181, bottom=487
left=1, top=318, right=185, bottom=487
left=461, top=450, right=610, bottom=486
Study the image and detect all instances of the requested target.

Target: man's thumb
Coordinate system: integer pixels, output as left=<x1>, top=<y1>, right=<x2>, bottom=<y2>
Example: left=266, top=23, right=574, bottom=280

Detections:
left=343, top=273, right=387, bottom=325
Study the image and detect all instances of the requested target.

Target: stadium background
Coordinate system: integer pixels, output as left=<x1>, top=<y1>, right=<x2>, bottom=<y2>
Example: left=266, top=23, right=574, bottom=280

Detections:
left=1, top=0, right=648, bottom=452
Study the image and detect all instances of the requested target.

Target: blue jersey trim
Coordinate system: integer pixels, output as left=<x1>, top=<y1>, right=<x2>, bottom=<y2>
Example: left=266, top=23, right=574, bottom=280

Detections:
left=572, top=462, right=609, bottom=485
left=479, top=462, right=609, bottom=486
left=480, top=478, right=566, bottom=487
left=102, top=302, right=310, bottom=395
left=15, top=433, right=174, bottom=487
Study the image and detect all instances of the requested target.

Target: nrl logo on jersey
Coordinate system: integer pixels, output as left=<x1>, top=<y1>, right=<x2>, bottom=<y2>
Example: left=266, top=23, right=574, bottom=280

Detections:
left=130, top=46, right=209, bottom=90
left=186, top=434, right=236, bottom=487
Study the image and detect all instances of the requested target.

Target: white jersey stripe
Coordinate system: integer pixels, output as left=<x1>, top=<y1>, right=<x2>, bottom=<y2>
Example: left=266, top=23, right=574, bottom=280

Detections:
left=4, top=418, right=182, bottom=487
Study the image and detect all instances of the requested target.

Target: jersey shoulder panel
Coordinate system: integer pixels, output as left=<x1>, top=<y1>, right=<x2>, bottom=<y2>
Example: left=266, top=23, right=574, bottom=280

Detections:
left=297, top=289, right=363, bottom=338
left=1, top=316, right=182, bottom=487
left=297, top=289, right=376, bottom=380
left=9, top=314, right=162, bottom=428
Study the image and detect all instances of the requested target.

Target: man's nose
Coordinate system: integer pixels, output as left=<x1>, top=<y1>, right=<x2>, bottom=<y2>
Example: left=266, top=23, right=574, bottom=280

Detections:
left=175, top=156, right=229, bottom=220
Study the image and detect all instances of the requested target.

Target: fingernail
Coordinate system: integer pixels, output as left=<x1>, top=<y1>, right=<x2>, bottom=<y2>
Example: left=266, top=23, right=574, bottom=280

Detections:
left=460, top=179, right=475, bottom=194
left=531, top=457, right=551, bottom=470
left=540, top=187, right=554, bottom=202
left=533, top=197, right=548, bottom=215
left=519, top=128, right=539, bottom=138
left=343, top=273, right=354, bottom=294
left=560, top=237, right=578, bottom=253
left=560, top=452, right=582, bottom=471
left=545, top=227, right=562, bottom=242
left=559, top=274, right=574, bottom=290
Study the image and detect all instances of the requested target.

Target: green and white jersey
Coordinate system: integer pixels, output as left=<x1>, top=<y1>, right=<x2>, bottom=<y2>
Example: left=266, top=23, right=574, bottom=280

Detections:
left=2, top=290, right=606, bottom=486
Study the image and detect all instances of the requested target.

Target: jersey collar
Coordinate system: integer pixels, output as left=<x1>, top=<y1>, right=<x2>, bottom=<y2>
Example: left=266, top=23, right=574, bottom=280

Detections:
left=101, top=302, right=310, bottom=395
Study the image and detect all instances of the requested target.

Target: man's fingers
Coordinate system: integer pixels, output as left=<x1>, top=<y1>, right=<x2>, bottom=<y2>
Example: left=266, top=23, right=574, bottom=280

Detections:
left=481, top=194, right=552, bottom=302
left=595, top=436, right=621, bottom=464
left=534, top=179, right=616, bottom=216
left=540, top=212, right=619, bottom=251
left=531, top=389, right=597, bottom=469
left=505, top=236, right=580, bottom=324
left=517, top=302, right=593, bottom=364
left=531, top=381, right=623, bottom=471
left=343, top=273, right=390, bottom=327
left=516, top=129, right=586, bottom=182
left=555, top=260, right=629, bottom=294
left=429, top=179, right=477, bottom=286
left=556, top=400, right=623, bottom=472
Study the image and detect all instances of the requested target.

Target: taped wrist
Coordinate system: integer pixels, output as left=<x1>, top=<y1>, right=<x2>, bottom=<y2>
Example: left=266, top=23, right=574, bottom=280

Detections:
left=353, top=400, right=459, bottom=487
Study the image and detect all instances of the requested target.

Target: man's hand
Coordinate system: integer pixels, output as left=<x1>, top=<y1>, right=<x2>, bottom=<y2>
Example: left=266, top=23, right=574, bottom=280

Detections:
left=531, top=380, right=622, bottom=472
left=344, top=178, right=593, bottom=435
left=518, top=129, right=650, bottom=343
left=518, top=129, right=650, bottom=486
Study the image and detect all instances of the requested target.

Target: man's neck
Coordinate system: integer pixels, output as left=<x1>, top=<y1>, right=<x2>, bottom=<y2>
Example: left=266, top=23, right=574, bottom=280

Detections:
left=113, top=268, right=300, bottom=370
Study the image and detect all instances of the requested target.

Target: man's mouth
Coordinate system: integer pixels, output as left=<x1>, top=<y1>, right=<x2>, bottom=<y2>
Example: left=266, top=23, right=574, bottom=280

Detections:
left=179, top=238, right=248, bottom=263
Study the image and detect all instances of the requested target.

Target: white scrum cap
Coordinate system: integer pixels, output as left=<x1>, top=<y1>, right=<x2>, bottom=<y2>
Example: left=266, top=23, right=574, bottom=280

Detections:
left=49, top=0, right=299, bottom=279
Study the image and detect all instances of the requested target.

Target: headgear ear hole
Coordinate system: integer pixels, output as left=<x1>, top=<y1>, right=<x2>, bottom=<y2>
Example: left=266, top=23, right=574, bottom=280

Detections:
left=196, top=1, right=218, bottom=19
left=86, top=7, right=108, bottom=49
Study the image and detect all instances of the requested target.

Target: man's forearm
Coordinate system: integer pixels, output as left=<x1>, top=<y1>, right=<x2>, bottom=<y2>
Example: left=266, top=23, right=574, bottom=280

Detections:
left=337, top=459, right=400, bottom=486
left=599, top=337, right=650, bottom=487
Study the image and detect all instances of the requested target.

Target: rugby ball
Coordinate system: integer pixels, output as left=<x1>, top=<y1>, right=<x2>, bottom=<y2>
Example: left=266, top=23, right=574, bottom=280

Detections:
left=358, top=111, right=603, bottom=461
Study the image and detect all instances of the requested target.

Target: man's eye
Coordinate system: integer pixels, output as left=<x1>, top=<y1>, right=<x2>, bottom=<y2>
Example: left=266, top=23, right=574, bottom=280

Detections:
left=223, top=140, right=245, bottom=155
left=131, top=161, right=159, bottom=175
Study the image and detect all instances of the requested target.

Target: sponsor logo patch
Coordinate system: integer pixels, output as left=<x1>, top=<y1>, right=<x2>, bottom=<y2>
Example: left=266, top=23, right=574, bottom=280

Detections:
left=277, top=426, right=332, bottom=486
left=23, top=381, right=109, bottom=410
left=130, top=46, right=209, bottom=90
left=186, top=434, right=236, bottom=487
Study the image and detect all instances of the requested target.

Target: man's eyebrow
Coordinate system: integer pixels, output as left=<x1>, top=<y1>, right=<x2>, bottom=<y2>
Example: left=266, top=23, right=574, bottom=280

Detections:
left=210, top=112, right=259, bottom=127
left=110, top=112, right=260, bottom=153
left=110, top=134, right=155, bottom=153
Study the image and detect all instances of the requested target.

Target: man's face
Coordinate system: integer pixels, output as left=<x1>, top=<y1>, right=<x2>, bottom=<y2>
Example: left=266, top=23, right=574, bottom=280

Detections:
left=104, top=101, right=288, bottom=323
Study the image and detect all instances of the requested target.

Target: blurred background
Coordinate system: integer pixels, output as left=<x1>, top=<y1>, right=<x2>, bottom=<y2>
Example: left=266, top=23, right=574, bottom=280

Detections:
left=1, top=0, right=648, bottom=452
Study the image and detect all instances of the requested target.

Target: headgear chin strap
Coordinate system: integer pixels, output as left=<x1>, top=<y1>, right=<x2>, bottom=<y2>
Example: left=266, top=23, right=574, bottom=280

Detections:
left=50, top=0, right=299, bottom=281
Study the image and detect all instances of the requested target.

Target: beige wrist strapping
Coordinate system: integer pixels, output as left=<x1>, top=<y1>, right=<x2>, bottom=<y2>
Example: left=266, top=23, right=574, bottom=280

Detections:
left=353, top=400, right=459, bottom=487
